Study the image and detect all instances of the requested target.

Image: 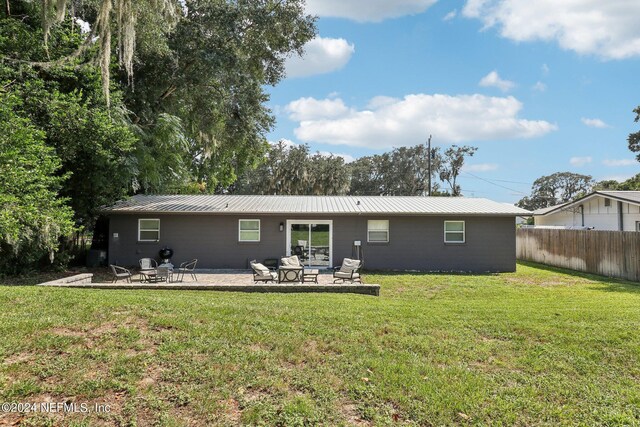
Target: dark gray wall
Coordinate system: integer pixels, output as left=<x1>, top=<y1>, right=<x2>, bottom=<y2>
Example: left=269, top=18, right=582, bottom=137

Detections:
left=108, top=214, right=516, bottom=272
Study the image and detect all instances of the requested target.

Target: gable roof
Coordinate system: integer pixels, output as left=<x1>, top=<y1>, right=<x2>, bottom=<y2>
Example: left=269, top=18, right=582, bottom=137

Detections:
left=533, top=191, right=640, bottom=216
left=103, top=195, right=531, bottom=216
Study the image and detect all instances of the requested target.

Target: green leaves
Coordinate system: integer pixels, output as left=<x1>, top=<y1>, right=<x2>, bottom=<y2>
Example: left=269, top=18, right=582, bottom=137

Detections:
left=0, top=92, right=74, bottom=273
left=628, top=106, right=640, bottom=162
left=517, top=172, right=594, bottom=210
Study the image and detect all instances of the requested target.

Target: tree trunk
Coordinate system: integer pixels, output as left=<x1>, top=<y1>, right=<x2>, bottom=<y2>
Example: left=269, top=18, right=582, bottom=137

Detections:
left=5, top=0, right=10, bottom=16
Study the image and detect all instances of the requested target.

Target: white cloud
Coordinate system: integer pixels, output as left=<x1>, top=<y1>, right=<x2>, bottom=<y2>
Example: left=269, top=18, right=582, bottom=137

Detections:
left=603, top=159, right=636, bottom=167
left=270, top=139, right=298, bottom=148
left=286, top=93, right=557, bottom=149
left=269, top=139, right=355, bottom=163
left=541, top=63, right=550, bottom=75
left=462, top=0, right=640, bottom=60
left=443, top=9, right=457, bottom=21
left=305, top=0, right=437, bottom=22
left=569, top=156, right=592, bottom=166
left=285, top=97, right=351, bottom=121
left=463, top=163, right=499, bottom=172
left=479, top=70, right=516, bottom=92
left=317, top=151, right=356, bottom=163
left=581, top=117, right=609, bottom=128
left=285, top=37, right=355, bottom=78
left=598, top=173, right=637, bottom=182
left=532, top=81, right=547, bottom=92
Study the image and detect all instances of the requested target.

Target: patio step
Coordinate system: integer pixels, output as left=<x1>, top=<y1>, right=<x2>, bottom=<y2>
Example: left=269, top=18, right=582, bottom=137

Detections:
left=37, top=282, right=380, bottom=296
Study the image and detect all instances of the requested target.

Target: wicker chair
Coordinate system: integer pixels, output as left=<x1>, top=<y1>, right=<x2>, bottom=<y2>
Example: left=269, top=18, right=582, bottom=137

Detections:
left=138, top=258, right=158, bottom=282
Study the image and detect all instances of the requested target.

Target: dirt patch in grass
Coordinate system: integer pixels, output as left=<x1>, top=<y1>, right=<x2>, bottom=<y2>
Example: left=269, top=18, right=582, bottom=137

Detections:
left=2, top=352, right=32, bottom=366
left=340, top=399, right=372, bottom=426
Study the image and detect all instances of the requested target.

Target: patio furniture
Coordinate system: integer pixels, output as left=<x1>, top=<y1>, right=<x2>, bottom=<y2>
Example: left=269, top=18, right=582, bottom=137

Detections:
left=156, top=266, right=172, bottom=282
left=302, top=269, right=319, bottom=284
left=278, top=255, right=305, bottom=282
left=278, top=266, right=303, bottom=283
left=139, top=258, right=158, bottom=282
left=250, top=260, right=278, bottom=283
left=333, top=258, right=362, bottom=283
left=174, top=259, right=198, bottom=282
left=280, top=255, right=302, bottom=267
left=293, top=245, right=308, bottom=262
left=109, top=265, right=132, bottom=283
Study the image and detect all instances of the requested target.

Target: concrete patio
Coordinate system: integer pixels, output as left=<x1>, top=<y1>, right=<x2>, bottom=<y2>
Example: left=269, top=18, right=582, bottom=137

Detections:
left=38, top=269, right=380, bottom=296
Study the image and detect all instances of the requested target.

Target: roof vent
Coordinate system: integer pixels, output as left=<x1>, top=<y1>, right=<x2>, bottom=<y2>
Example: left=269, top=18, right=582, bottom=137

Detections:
left=356, top=200, right=360, bottom=205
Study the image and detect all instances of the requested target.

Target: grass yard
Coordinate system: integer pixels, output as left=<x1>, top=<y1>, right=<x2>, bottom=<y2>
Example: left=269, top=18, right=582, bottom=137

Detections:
left=1, top=262, right=639, bottom=426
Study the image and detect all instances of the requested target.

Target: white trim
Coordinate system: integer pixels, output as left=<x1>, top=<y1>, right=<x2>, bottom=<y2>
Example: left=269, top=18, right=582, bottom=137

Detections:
left=367, top=219, right=389, bottom=243
left=238, top=219, right=261, bottom=242
left=444, top=220, right=465, bottom=244
left=285, top=220, right=333, bottom=268
left=138, top=218, right=160, bottom=242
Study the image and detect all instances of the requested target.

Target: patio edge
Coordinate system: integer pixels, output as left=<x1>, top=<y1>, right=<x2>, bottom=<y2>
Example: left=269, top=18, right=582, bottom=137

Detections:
left=37, top=282, right=380, bottom=296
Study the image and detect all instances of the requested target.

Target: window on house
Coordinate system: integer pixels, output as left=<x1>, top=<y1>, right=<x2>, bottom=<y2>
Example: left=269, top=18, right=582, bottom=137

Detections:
left=367, top=220, right=389, bottom=242
left=604, top=198, right=611, bottom=207
left=138, top=219, right=160, bottom=242
left=636, top=221, right=640, bottom=232
left=239, top=219, right=260, bottom=242
left=444, top=221, right=465, bottom=243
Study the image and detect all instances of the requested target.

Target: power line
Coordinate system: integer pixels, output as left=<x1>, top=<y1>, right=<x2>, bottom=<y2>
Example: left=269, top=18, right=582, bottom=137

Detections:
left=460, top=171, right=528, bottom=195
left=490, top=178, right=532, bottom=185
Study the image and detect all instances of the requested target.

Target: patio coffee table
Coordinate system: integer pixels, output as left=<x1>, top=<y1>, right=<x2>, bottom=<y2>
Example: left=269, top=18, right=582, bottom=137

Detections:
left=302, top=269, right=319, bottom=283
left=278, top=266, right=303, bottom=283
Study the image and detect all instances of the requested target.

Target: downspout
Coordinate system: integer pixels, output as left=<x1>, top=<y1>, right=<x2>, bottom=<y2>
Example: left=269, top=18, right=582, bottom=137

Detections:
left=618, top=201, right=624, bottom=231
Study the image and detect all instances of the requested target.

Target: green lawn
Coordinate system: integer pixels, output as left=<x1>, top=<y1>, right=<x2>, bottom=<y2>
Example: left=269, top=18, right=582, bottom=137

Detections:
left=1, top=263, right=639, bottom=426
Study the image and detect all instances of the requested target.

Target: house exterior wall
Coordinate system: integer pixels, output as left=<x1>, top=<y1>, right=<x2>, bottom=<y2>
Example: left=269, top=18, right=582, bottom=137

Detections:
left=534, top=197, right=640, bottom=231
left=107, top=214, right=517, bottom=272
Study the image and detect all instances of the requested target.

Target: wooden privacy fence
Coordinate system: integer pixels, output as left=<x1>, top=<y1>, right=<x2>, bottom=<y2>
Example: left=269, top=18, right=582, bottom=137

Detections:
left=516, top=228, right=640, bottom=282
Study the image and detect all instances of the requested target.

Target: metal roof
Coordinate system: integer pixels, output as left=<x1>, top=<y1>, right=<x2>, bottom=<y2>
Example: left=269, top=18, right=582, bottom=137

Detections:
left=532, top=203, right=568, bottom=215
left=598, top=191, right=640, bottom=205
left=103, top=195, right=531, bottom=216
left=533, top=191, right=640, bottom=216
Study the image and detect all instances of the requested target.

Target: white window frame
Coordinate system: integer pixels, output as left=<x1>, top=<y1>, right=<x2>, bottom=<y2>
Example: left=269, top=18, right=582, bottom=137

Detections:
left=444, top=220, right=465, bottom=244
left=367, top=220, right=389, bottom=243
left=239, top=219, right=261, bottom=242
left=285, top=220, right=333, bottom=268
left=138, top=218, right=160, bottom=242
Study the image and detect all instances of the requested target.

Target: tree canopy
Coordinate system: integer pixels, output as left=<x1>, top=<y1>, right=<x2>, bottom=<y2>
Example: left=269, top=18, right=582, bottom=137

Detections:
left=0, top=0, right=316, bottom=273
left=0, top=92, right=74, bottom=274
left=628, top=106, right=640, bottom=162
left=517, top=172, right=594, bottom=211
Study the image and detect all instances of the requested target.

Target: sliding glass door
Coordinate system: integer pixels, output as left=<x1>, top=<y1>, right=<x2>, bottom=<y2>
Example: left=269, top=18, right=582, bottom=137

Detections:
left=287, top=220, right=332, bottom=268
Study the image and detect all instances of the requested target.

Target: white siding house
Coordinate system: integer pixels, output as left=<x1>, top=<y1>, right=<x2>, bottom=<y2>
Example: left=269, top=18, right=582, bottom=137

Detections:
left=533, top=191, right=640, bottom=231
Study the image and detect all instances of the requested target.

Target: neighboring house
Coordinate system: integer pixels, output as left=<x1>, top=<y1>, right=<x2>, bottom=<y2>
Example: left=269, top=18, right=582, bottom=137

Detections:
left=533, top=191, right=640, bottom=231
left=102, top=195, right=530, bottom=272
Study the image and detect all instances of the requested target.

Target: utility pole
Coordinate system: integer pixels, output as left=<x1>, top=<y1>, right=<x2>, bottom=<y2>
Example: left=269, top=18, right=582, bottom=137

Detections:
left=427, top=134, right=432, bottom=196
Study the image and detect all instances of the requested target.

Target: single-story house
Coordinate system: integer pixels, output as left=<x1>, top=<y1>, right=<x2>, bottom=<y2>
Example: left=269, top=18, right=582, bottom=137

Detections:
left=102, top=195, right=530, bottom=272
left=532, top=191, right=640, bottom=231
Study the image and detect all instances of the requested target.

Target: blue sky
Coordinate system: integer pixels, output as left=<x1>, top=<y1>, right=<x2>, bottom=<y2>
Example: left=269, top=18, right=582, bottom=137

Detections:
left=267, top=0, right=640, bottom=203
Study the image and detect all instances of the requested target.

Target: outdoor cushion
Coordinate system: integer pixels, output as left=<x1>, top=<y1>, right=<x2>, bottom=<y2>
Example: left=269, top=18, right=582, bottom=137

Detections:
left=251, top=262, right=270, bottom=276
left=339, top=258, right=361, bottom=273
left=334, top=271, right=360, bottom=279
left=255, top=271, right=278, bottom=280
left=280, top=255, right=301, bottom=267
